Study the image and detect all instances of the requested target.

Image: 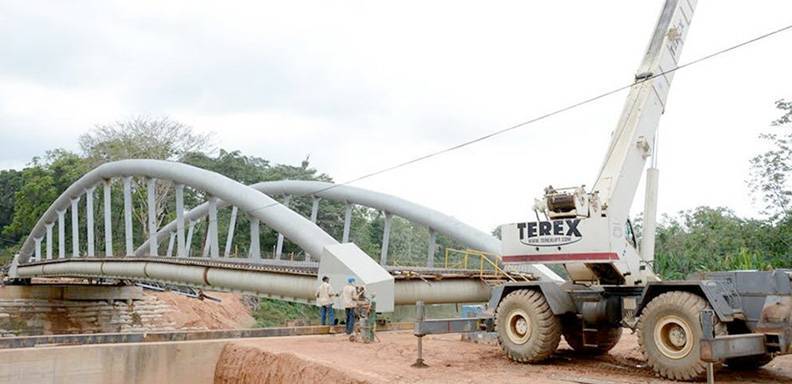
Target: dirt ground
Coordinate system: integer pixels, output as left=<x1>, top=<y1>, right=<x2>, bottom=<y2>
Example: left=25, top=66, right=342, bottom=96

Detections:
left=149, top=291, right=256, bottom=330
left=216, top=330, right=792, bottom=384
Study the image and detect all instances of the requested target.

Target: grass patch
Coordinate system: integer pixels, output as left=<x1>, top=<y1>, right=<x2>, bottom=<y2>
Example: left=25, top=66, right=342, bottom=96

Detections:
left=252, top=298, right=322, bottom=328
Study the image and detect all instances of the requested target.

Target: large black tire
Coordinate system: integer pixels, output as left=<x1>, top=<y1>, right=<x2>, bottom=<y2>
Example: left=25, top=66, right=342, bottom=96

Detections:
left=562, top=322, right=622, bottom=355
left=638, top=291, right=726, bottom=381
left=495, top=289, right=561, bottom=363
left=725, top=354, right=774, bottom=370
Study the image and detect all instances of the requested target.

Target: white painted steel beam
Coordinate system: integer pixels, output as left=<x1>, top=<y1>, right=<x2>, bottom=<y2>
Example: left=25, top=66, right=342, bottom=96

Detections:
left=342, top=203, right=352, bottom=243
left=166, top=232, right=175, bottom=257
left=147, top=177, right=157, bottom=256
left=380, top=212, right=392, bottom=266
left=15, top=260, right=490, bottom=305
left=249, top=216, right=260, bottom=260
left=57, top=210, right=65, bottom=259
left=45, top=223, right=53, bottom=260
left=34, top=237, right=42, bottom=261
left=224, top=206, right=238, bottom=257
left=71, top=197, right=80, bottom=258
left=123, top=176, right=133, bottom=256
left=207, top=197, right=219, bottom=259
left=86, top=187, right=95, bottom=257
left=103, top=179, right=112, bottom=257
left=175, top=184, right=186, bottom=257
left=185, top=220, right=196, bottom=258
left=275, top=195, right=291, bottom=260
left=309, top=197, right=320, bottom=223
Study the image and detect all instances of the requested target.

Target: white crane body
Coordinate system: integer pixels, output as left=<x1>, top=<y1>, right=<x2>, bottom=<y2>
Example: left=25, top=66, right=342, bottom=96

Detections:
left=414, top=2, right=792, bottom=381
left=499, top=0, right=696, bottom=285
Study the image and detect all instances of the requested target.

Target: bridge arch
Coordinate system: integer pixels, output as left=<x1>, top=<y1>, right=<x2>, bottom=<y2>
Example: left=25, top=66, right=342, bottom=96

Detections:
left=18, top=160, right=340, bottom=263
left=137, top=180, right=561, bottom=281
left=137, top=180, right=499, bottom=255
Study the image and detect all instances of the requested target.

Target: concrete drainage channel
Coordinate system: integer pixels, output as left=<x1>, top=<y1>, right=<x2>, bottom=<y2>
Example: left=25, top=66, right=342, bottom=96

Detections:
left=0, top=324, right=412, bottom=384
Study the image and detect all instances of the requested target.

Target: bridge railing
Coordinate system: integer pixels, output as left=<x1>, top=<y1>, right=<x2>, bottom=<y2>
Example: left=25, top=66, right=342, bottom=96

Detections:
left=443, top=248, right=533, bottom=283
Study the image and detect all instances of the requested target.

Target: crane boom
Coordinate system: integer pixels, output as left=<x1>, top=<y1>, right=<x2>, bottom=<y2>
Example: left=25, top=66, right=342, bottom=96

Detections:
left=593, top=0, right=695, bottom=222
left=500, top=0, right=697, bottom=284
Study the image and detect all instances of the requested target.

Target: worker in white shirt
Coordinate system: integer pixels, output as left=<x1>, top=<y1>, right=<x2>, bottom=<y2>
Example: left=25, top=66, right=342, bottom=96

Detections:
left=316, top=276, right=335, bottom=326
left=341, top=277, right=358, bottom=335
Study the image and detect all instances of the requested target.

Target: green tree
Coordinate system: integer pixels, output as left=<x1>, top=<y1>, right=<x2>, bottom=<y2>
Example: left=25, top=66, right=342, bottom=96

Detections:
left=78, top=116, right=215, bottom=243
left=79, top=116, right=213, bottom=166
left=0, top=169, right=23, bottom=232
left=748, top=99, right=792, bottom=218
left=1, top=150, right=89, bottom=262
left=653, top=207, right=777, bottom=279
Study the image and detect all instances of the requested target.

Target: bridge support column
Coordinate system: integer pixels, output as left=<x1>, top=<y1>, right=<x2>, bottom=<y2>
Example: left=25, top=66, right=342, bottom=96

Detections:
left=306, top=197, right=321, bottom=261
left=147, top=178, right=158, bottom=256
left=166, top=232, right=175, bottom=257
left=45, top=223, right=53, bottom=260
left=70, top=197, right=80, bottom=258
left=224, top=206, right=238, bottom=257
left=380, top=212, right=392, bottom=266
left=86, top=186, right=95, bottom=257
left=123, top=176, right=133, bottom=256
left=103, top=179, right=113, bottom=257
left=249, top=216, right=261, bottom=261
left=185, top=220, right=196, bottom=257
left=175, top=184, right=186, bottom=257
left=427, top=228, right=436, bottom=268
left=310, top=197, right=321, bottom=223
left=342, top=203, right=352, bottom=243
left=207, top=197, right=219, bottom=259
left=57, top=210, right=65, bottom=259
left=275, top=195, right=291, bottom=260
left=34, top=237, right=42, bottom=261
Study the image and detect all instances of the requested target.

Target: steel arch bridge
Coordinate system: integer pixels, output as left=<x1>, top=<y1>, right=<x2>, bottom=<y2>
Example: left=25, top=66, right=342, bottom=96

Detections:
left=9, top=160, right=560, bottom=310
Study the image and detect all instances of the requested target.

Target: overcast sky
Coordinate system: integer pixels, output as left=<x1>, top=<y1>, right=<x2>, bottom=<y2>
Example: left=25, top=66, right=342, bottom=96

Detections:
left=2, top=1, right=791, bottom=232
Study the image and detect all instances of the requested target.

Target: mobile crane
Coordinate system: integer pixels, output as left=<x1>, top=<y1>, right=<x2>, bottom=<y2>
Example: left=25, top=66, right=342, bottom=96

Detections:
left=461, top=0, right=792, bottom=381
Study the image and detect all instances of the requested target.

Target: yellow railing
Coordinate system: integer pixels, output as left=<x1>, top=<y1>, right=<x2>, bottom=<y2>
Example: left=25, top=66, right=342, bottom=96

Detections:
left=443, top=248, right=528, bottom=283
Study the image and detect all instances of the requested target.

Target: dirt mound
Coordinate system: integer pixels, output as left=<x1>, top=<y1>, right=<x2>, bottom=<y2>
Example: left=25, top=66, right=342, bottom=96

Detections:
left=214, top=343, right=368, bottom=384
left=150, top=291, right=255, bottom=330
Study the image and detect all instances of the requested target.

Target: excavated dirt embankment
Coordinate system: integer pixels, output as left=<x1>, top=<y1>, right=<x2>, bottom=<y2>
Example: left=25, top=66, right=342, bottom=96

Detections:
left=0, top=285, right=255, bottom=335
left=214, top=343, right=368, bottom=384
left=212, top=332, right=792, bottom=384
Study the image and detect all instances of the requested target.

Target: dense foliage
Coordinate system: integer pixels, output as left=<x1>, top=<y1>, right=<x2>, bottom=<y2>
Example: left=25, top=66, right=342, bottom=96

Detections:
left=652, top=207, right=792, bottom=279
left=652, top=99, right=792, bottom=278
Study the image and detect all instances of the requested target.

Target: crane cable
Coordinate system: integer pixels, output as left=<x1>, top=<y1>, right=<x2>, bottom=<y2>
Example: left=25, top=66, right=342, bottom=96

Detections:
left=244, top=23, right=792, bottom=214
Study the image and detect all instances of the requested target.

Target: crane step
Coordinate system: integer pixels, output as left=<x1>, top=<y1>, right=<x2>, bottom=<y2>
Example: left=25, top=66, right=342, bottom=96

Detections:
left=582, top=327, right=600, bottom=348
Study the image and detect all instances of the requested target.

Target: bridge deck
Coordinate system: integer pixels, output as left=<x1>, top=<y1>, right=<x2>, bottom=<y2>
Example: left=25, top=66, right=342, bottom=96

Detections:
left=21, top=256, right=528, bottom=281
left=14, top=256, right=534, bottom=305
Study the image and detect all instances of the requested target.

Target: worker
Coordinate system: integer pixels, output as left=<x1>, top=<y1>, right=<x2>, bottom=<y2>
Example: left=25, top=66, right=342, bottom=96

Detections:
left=315, top=276, right=335, bottom=327
left=342, top=277, right=358, bottom=335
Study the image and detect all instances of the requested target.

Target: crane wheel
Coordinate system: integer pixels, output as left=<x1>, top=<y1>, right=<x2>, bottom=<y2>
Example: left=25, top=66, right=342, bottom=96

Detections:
left=495, top=289, right=561, bottom=363
left=562, top=322, right=622, bottom=355
left=638, top=291, right=726, bottom=381
left=725, top=353, right=774, bottom=370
